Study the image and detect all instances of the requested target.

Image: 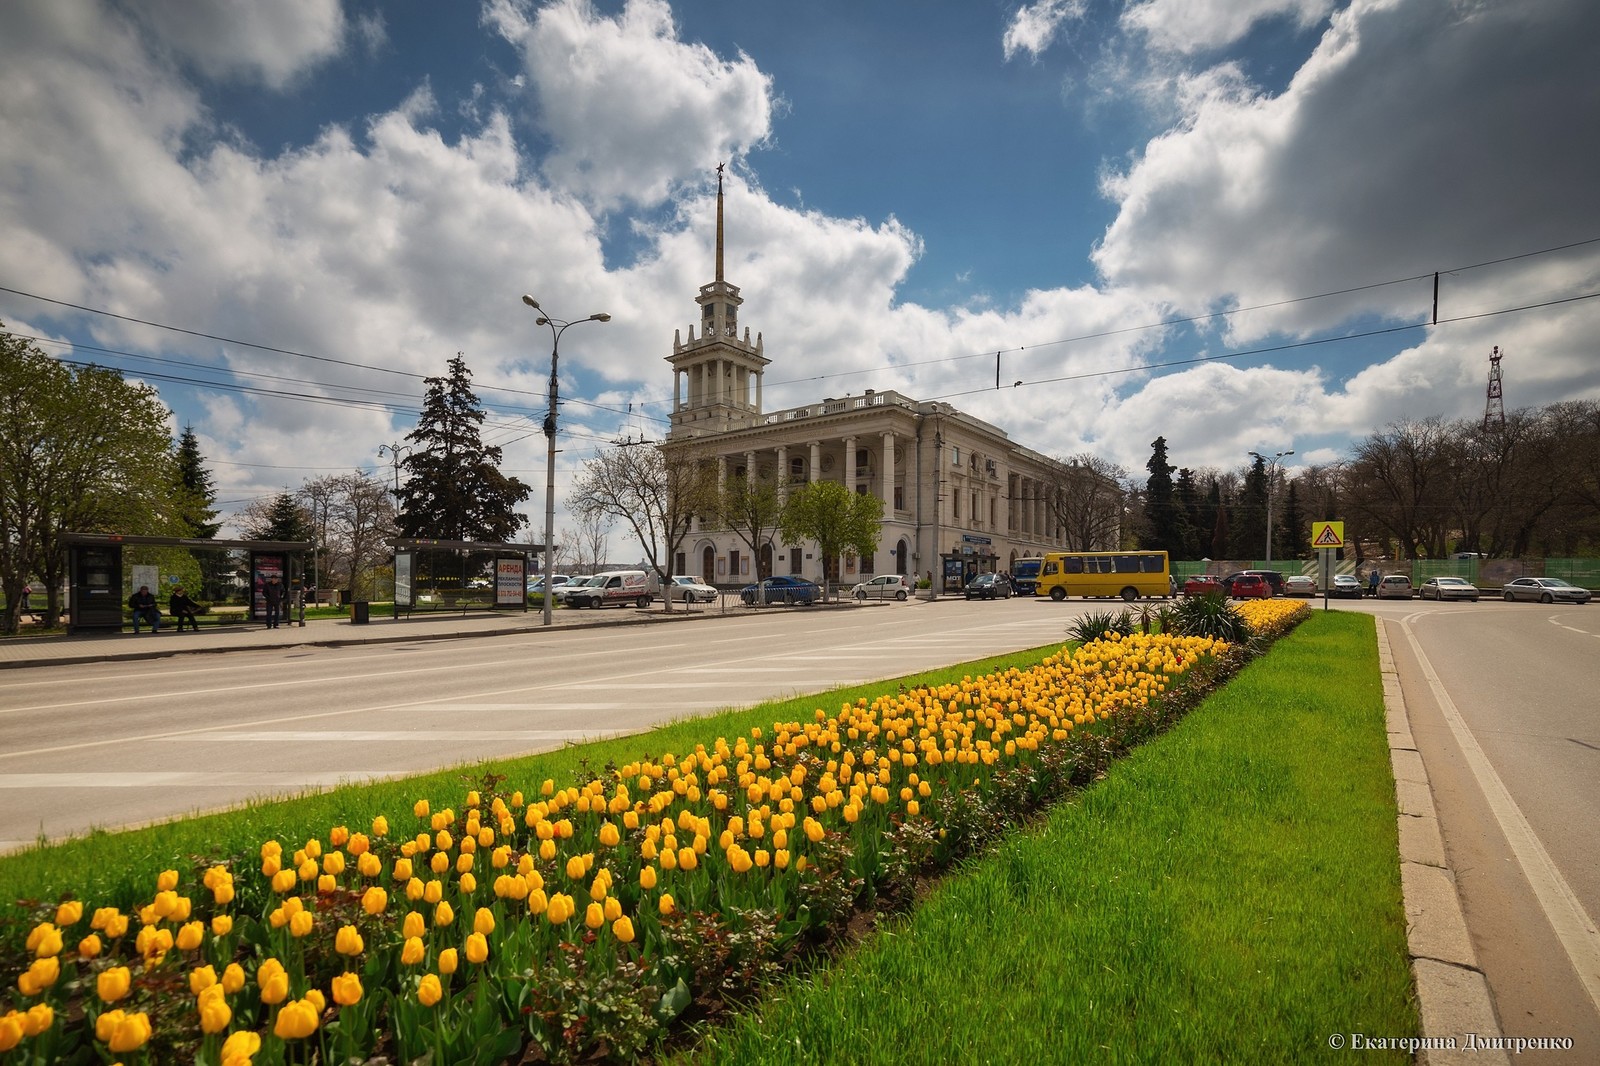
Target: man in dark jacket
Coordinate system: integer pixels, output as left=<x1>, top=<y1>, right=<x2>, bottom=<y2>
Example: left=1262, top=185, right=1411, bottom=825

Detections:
left=169, top=586, right=202, bottom=633
left=263, top=575, right=286, bottom=629
left=129, top=585, right=161, bottom=633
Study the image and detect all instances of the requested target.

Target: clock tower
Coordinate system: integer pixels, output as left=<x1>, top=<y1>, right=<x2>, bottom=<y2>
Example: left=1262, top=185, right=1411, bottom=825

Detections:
left=666, top=164, right=768, bottom=437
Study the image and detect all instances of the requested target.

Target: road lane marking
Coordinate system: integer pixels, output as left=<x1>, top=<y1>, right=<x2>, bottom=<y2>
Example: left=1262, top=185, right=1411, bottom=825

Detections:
left=166, top=730, right=637, bottom=742
left=1396, top=618, right=1600, bottom=1013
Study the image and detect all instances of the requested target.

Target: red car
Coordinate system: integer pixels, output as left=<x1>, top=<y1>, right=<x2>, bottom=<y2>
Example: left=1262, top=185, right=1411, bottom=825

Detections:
left=1228, top=574, right=1271, bottom=599
left=1183, top=574, right=1223, bottom=596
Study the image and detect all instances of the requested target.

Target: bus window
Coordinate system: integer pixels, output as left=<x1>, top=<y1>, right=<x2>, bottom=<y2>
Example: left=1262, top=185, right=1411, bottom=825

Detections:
left=1062, top=557, right=1084, bottom=574
left=1114, top=555, right=1139, bottom=573
left=1043, top=559, right=1059, bottom=576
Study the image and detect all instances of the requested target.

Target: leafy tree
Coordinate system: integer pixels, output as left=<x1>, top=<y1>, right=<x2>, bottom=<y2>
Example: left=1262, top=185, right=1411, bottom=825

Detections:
left=299, top=472, right=395, bottom=598
left=705, top=472, right=788, bottom=582
left=396, top=355, right=531, bottom=542
left=778, top=479, right=883, bottom=592
left=569, top=444, right=713, bottom=609
left=1, top=328, right=182, bottom=631
left=1141, top=436, right=1182, bottom=553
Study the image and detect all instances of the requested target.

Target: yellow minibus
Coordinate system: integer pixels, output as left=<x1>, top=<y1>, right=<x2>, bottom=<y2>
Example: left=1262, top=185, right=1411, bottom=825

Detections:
left=1035, top=550, right=1172, bottom=602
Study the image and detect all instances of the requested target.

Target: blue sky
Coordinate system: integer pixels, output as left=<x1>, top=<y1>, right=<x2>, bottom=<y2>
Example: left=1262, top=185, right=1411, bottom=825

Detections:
left=2, top=0, right=1597, bottom=548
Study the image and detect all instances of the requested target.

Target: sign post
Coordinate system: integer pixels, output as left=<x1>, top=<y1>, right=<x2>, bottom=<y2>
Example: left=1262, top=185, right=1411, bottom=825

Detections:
left=1311, top=521, right=1345, bottom=611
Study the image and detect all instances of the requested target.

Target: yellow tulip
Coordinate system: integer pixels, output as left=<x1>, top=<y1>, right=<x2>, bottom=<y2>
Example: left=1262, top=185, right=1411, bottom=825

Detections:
left=104, top=1009, right=153, bottom=1053
left=393, top=857, right=413, bottom=881
left=221, top=1029, right=262, bottom=1060
left=438, top=947, right=458, bottom=975
left=372, top=815, right=389, bottom=837
left=19, top=956, right=59, bottom=995
left=434, top=900, right=454, bottom=927
left=612, top=915, right=636, bottom=943
left=97, top=966, right=132, bottom=1003
left=157, top=869, right=179, bottom=892
left=289, top=909, right=314, bottom=939
left=413, top=799, right=430, bottom=818
left=423, top=880, right=444, bottom=905
left=176, top=920, right=205, bottom=951
left=26, top=923, right=62, bottom=958
left=55, top=901, right=83, bottom=927
left=362, top=886, right=388, bottom=916
left=465, top=932, right=489, bottom=964
left=199, top=992, right=232, bottom=1034
left=331, top=972, right=363, bottom=1006
left=0, top=1013, right=23, bottom=1052
left=189, top=965, right=217, bottom=995
left=335, top=924, right=364, bottom=956
left=401, top=936, right=426, bottom=965
left=639, top=865, right=658, bottom=890
left=585, top=902, right=605, bottom=929
left=78, top=934, right=103, bottom=958
left=222, top=962, right=246, bottom=994
left=23, top=1003, right=52, bottom=1038
left=473, top=908, right=495, bottom=936
left=417, top=973, right=443, bottom=1007
left=459, top=872, right=477, bottom=894
left=274, top=997, right=319, bottom=1040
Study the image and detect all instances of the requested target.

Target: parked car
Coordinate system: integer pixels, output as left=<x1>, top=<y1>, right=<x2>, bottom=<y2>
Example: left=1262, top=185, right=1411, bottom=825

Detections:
left=552, top=575, right=604, bottom=605
left=1419, top=576, right=1480, bottom=602
left=1220, top=570, right=1284, bottom=596
left=1227, top=574, right=1272, bottom=599
left=1330, top=574, right=1365, bottom=598
left=1182, top=573, right=1224, bottom=597
left=964, top=573, right=1013, bottom=600
left=1283, top=574, right=1317, bottom=597
left=565, top=570, right=657, bottom=609
left=527, top=574, right=571, bottom=594
left=851, top=573, right=912, bottom=601
left=1376, top=574, right=1414, bottom=599
left=740, top=576, right=820, bottom=605
left=667, top=575, right=718, bottom=603
left=1501, top=577, right=1591, bottom=604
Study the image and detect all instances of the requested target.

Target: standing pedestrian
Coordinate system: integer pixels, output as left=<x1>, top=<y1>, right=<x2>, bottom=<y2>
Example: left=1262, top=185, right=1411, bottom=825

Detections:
left=1367, top=568, right=1380, bottom=598
left=263, top=575, right=286, bottom=629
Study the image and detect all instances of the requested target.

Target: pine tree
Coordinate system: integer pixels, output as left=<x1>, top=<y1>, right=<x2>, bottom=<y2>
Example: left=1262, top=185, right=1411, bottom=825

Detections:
left=1140, top=436, right=1181, bottom=553
left=1280, top=480, right=1308, bottom=559
left=396, top=355, right=532, bottom=542
left=245, top=492, right=315, bottom=542
left=174, top=426, right=221, bottom=538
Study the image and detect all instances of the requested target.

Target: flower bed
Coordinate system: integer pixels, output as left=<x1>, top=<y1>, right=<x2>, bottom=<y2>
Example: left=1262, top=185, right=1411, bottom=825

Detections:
left=1, top=606, right=1308, bottom=1063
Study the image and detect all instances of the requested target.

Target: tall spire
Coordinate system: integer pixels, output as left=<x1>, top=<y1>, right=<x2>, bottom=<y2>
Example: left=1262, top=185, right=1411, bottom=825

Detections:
left=715, top=162, right=725, bottom=283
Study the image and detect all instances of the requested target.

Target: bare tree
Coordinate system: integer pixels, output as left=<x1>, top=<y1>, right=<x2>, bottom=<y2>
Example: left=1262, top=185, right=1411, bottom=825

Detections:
left=300, top=472, right=395, bottom=598
left=569, top=444, right=714, bottom=610
left=1041, top=453, right=1126, bottom=551
left=574, top=508, right=613, bottom=572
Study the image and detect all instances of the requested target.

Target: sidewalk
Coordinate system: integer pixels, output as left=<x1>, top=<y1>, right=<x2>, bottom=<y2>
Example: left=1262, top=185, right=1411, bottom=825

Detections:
left=0, top=601, right=746, bottom=670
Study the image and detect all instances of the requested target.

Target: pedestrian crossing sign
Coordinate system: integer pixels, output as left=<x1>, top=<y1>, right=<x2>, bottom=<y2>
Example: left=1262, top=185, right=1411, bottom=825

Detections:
left=1312, top=521, right=1345, bottom=549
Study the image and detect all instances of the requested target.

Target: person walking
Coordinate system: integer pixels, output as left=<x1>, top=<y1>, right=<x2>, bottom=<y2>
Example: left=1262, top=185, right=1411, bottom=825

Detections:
left=128, top=585, right=161, bottom=633
left=169, top=586, right=202, bottom=633
left=263, top=574, right=286, bottom=629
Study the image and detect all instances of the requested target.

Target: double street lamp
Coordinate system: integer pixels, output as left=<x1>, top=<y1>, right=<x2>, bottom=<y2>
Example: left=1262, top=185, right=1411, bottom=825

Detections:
left=521, top=295, right=610, bottom=625
left=1249, top=449, right=1294, bottom=564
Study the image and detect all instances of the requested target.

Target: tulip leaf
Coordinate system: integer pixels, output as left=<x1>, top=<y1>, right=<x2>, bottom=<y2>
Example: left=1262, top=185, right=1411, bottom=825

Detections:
left=656, top=976, right=692, bottom=1023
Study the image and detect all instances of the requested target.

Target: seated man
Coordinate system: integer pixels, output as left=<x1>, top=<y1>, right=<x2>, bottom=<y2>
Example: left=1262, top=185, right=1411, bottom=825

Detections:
left=168, top=586, right=202, bottom=633
left=128, top=584, right=161, bottom=633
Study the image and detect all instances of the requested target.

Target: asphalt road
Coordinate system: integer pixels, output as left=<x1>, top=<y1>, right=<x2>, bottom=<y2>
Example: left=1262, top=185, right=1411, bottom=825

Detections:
left=0, top=598, right=1077, bottom=850
left=1365, top=596, right=1600, bottom=1060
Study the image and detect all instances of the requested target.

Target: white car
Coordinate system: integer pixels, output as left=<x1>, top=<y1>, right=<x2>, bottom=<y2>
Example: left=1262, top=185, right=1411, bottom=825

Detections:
left=1283, top=574, right=1317, bottom=597
left=551, top=575, right=604, bottom=605
left=851, top=573, right=912, bottom=601
left=668, top=575, right=717, bottom=603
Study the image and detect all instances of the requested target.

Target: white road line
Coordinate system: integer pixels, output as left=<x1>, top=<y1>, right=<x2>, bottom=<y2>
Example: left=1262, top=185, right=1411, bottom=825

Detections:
left=1396, top=618, right=1600, bottom=1013
left=163, top=730, right=632, bottom=743
left=0, top=771, right=413, bottom=788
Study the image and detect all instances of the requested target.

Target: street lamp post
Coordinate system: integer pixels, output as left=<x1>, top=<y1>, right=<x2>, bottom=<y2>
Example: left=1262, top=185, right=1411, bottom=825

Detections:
left=521, top=295, right=611, bottom=625
left=1249, top=449, right=1294, bottom=564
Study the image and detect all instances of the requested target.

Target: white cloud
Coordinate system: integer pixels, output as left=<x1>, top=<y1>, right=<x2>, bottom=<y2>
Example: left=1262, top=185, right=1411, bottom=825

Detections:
left=485, top=0, right=774, bottom=210
left=1122, top=0, right=1334, bottom=55
left=132, top=0, right=346, bottom=89
left=1002, top=0, right=1089, bottom=61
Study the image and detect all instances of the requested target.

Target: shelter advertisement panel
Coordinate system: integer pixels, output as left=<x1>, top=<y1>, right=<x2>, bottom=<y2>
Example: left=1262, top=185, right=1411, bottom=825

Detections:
left=495, top=557, right=525, bottom=606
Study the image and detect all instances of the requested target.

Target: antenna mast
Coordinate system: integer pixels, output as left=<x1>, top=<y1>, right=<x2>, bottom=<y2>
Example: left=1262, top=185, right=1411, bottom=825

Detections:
left=1482, top=346, right=1505, bottom=431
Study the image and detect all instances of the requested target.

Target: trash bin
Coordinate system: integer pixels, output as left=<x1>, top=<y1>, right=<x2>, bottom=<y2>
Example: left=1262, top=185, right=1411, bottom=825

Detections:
left=351, top=601, right=369, bottom=625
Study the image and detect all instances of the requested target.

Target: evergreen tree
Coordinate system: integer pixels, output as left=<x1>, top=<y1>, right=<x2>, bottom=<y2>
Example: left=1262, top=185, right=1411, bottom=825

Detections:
left=1280, top=480, right=1308, bottom=560
left=1140, top=436, right=1182, bottom=553
left=1230, top=455, right=1269, bottom=558
left=396, top=355, right=532, bottom=541
left=174, top=426, right=221, bottom=538
left=1174, top=467, right=1203, bottom=559
left=245, top=492, right=315, bottom=542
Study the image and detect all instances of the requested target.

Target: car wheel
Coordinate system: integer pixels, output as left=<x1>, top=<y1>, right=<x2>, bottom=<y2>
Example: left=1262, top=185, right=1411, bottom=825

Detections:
left=1049, top=587, right=1067, bottom=602
left=854, top=589, right=866, bottom=600
left=1503, top=591, right=1515, bottom=602
left=637, top=596, right=650, bottom=608
left=1120, top=587, right=1137, bottom=602
left=1541, top=592, right=1554, bottom=604
left=896, top=590, right=907, bottom=601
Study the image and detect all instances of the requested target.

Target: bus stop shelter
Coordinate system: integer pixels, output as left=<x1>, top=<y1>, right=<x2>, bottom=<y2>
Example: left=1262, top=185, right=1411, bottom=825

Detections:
left=390, top=538, right=543, bottom=619
left=63, top=533, right=313, bottom=634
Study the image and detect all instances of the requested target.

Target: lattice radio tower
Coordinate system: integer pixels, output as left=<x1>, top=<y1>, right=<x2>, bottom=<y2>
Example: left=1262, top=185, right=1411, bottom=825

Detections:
left=1482, top=346, right=1506, bottom=431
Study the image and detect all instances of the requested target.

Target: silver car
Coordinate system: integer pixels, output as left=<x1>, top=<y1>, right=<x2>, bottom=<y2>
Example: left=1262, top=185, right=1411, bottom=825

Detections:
left=1501, top=577, right=1590, bottom=604
left=668, top=575, right=717, bottom=603
left=1419, top=576, right=1480, bottom=602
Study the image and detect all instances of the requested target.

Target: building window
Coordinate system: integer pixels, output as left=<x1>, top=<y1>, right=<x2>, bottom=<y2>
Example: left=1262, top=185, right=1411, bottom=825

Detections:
left=952, top=491, right=959, bottom=519
left=733, top=464, right=746, bottom=479
left=856, top=448, right=870, bottom=468
left=951, top=447, right=960, bottom=466
left=989, top=497, right=996, bottom=526
left=789, top=548, right=803, bottom=575
left=789, top=457, right=805, bottom=480
left=856, top=483, right=868, bottom=496
left=893, top=485, right=904, bottom=510
left=729, top=549, right=741, bottom=577
left=861, top=553, right=875, bottom=575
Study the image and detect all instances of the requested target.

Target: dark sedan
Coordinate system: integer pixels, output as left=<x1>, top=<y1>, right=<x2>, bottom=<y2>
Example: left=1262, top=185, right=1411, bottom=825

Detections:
left=964, top=573, right=1013, bottom=600
left=740, top=576, right=821, bottom=605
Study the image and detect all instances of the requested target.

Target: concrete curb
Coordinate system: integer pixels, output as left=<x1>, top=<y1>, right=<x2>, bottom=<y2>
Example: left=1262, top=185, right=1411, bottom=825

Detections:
left=1376, top=619, right=1510, bottom=1066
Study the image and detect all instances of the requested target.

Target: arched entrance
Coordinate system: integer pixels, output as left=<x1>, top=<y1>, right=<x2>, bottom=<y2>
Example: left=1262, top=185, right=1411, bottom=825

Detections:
left=896, top=539, right=909, bottom=575
left=701, top=545, right=715, bottom=583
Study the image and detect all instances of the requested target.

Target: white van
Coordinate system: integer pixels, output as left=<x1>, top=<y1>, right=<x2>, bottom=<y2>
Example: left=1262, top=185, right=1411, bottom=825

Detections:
left=565, top=570, right=658, bottom=609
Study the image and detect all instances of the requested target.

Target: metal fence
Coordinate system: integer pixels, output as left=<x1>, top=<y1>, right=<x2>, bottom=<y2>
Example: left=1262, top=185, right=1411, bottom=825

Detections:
left=1171, top=557, right=1598, bottom=590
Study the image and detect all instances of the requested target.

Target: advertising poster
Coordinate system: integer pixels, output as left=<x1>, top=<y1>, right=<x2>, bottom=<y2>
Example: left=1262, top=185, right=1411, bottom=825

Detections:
left=253, top=553, right=285, bottom=620
left=495, top=557, right=525, bottom=607
left=394, top=552, right=413, bottom=608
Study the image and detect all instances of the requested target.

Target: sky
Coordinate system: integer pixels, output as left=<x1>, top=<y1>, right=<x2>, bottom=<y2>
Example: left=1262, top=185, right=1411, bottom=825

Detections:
left=2, top=0, right=1597, bottom=551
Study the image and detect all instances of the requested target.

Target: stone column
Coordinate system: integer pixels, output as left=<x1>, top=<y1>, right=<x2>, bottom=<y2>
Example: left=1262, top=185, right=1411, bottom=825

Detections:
left=744, top=450, right=756, bottom=487
left=809, top=441, right=821, bottom=483
left=844, top=436, right=857, bottom=488
left=882, top=431, right=895, bottom=510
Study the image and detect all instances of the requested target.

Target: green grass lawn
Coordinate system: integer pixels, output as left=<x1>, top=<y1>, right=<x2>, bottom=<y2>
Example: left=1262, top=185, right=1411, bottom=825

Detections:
left=677, top=610, right=1415, bottom=1065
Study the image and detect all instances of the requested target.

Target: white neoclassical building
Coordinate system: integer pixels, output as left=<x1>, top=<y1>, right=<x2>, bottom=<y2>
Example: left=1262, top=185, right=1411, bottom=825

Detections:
left=662, top=173, right=1116, bottom=593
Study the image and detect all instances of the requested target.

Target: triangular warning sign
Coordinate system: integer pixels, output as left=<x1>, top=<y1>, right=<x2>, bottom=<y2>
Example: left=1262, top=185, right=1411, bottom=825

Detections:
left=1313, top=523, right=1343, bottom=547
